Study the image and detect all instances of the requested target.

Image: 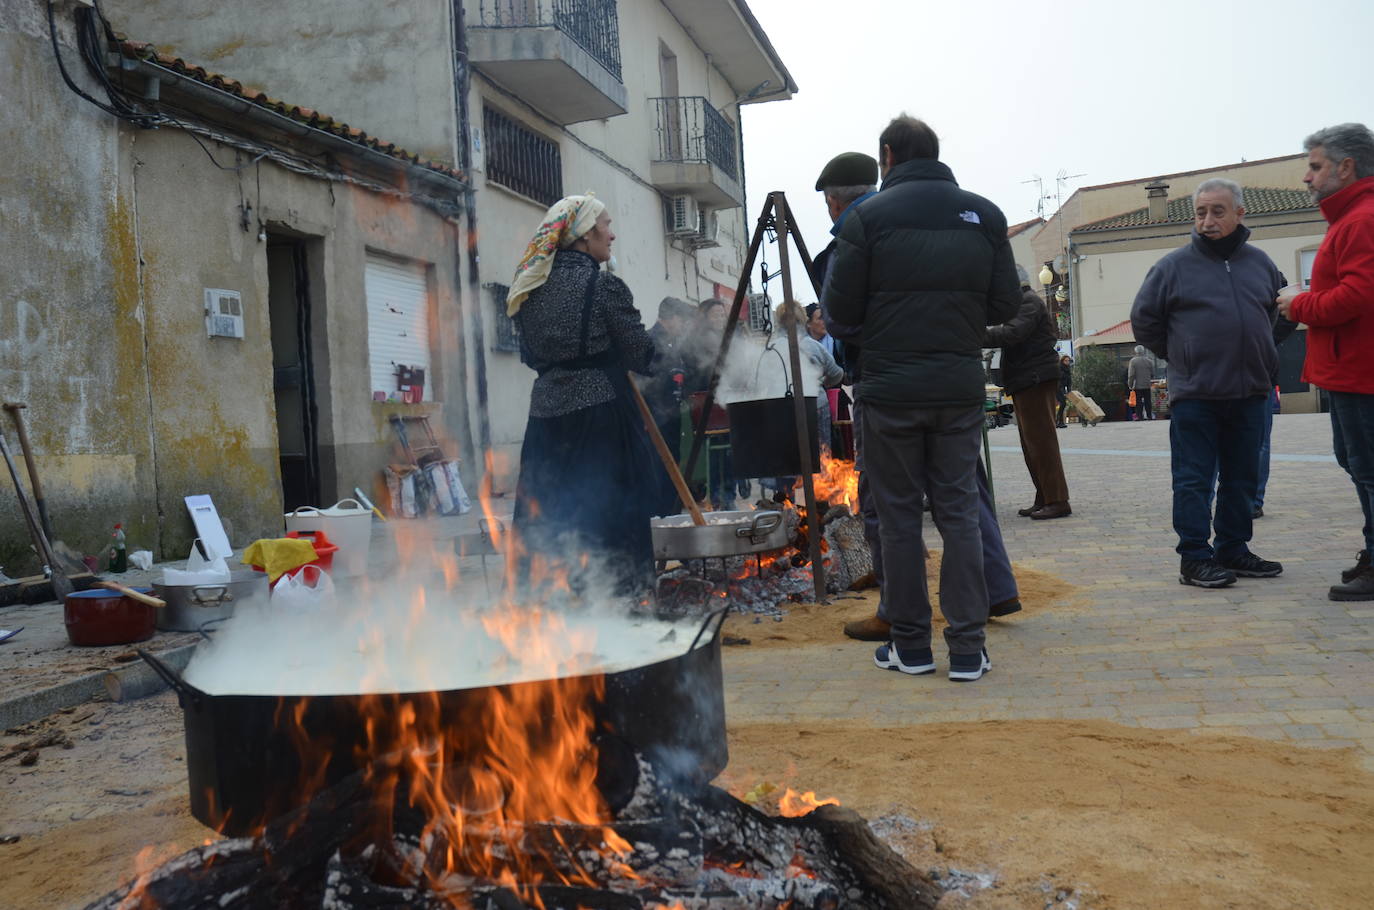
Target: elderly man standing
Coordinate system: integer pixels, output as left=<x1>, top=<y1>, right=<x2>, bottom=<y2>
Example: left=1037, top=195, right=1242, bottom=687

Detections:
left=1278, top=123, right=1374, bottom=601
left=1126, top=344, right=1155, bottom=420
left=1132, top=178, right=1285, bottom=588
left=988, top=269, right=1072, bottom=520
left=824, top=115, right=1019, bottom=682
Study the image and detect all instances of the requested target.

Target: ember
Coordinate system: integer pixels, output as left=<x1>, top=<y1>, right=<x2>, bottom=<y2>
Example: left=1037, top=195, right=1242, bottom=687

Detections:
left=87, top=751, right=940, bottom=909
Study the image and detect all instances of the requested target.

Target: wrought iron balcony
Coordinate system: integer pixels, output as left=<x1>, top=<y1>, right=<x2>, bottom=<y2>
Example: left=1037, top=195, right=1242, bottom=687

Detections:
left=470, top=1, right=628, bottom=124
left=649, top=96, right=742, bottom=209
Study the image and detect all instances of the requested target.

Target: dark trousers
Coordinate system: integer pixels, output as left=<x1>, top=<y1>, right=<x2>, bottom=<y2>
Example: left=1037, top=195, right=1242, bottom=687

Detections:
left=1015, top=378, right=1070, bottom=508
left=1133, top=386, right=1154, bottom=420
left=1330, top=391, right=1374, bottom=553
left=1055, top=388, right=1069, bottom=425
left=1255, top=385, right=1277, bottom=509
left=861, top=402, right=987, bottom=655
left=864, top=458, right=1018, bottom=611
left=1169, top=396, right=1267, bottom=561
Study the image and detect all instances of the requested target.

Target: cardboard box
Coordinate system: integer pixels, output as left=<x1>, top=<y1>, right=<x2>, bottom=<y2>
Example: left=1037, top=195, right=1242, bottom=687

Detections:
left=1066, top=390, right=1105, bottom=426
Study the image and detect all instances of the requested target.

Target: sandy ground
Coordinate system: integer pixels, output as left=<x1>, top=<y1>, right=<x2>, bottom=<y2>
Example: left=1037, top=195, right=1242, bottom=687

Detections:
left=3, top=560, right=1373, bottom=909
left=719, top=560, right=1374, bottom=909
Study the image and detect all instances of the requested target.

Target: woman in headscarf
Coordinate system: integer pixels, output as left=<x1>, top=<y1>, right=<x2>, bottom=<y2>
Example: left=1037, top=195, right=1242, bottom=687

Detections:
left=506, top=193, right=658, bottom=599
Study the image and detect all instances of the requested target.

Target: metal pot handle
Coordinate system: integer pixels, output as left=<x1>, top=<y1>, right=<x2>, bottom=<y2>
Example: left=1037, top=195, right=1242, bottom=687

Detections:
left=136, top=648, right=199, bottom=708
left=690, top=605, right=731, bottom=651
left=737, top=511, right=782, bottom=542
left=190, top=585, right=232, bottom=605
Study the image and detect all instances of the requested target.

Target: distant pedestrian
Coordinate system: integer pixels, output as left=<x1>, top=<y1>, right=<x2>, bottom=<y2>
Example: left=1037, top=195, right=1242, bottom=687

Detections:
left=1277, top=122, right=1374, bottom=601
left=1132, top=178, right=1285, bottom=589
left=1055, top=354, right=1073, bottom=428
left=1127, top=344, right=1155, bottom=420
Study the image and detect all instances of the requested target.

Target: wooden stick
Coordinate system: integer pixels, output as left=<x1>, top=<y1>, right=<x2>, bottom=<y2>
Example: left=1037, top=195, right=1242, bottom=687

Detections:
left=626, top=376, right=706, bottom=527
left=772, top=191, right=827, bottom=602
left=95, top=580, right=167, bottom=609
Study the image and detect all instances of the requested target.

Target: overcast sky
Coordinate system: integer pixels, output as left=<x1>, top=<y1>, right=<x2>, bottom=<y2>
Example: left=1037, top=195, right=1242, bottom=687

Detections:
left=740, top=0, right=1371, bottom=283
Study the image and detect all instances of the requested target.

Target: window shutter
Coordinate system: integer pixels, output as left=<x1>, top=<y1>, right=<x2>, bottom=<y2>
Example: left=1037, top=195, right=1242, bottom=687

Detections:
left=365, top=255, right=431, bottom=400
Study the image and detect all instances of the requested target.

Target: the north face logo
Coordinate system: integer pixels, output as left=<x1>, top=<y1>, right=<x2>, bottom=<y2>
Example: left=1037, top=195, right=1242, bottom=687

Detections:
left=958, top=210, right=981, bottom=224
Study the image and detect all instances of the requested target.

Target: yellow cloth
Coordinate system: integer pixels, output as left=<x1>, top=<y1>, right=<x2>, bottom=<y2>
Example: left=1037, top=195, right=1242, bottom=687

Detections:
left=505, top=193, right=605, bottom=317
left=241, top=538, right=320, bottom=583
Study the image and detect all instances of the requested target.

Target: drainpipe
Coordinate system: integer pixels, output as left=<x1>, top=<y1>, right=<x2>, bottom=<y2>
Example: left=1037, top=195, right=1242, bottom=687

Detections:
left=452, top=0, right=493, bottom=465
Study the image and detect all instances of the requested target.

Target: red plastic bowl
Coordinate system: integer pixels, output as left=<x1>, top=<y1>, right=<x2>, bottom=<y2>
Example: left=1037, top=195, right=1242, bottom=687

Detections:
left=64, top=588, right=156, bottom=647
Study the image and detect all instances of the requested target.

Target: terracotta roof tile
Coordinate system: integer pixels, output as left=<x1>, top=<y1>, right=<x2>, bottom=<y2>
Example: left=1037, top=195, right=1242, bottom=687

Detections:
left=1075, top=187, right=1314, bottom=232
left=1007, top=216, right=1045, bottom=239
left=1076, top=318, right=1135, bottom=345
left=117, top=40, right=465, bottom=182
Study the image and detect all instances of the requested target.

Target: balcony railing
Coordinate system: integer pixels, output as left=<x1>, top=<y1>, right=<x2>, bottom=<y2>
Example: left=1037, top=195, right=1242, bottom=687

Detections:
left=650, top=97, right=737, bottom=182
left=478, top=0, right=622, bottom=81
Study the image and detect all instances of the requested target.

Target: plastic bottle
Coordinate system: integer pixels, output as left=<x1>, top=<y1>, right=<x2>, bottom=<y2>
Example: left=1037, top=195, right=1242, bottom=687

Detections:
left=109, top=524, right=128, bottom=574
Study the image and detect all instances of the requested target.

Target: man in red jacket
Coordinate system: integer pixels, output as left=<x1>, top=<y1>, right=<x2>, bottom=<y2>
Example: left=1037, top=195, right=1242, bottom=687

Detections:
left=1278, top=123, right=1374, bottom=601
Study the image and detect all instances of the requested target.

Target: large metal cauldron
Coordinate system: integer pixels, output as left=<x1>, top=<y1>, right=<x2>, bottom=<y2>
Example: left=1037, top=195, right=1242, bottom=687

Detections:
left=651, top=510, right=791, bottom=561
left=727, top=396, right=818, bottom=477
left=139, top=610, right=728, bottom=836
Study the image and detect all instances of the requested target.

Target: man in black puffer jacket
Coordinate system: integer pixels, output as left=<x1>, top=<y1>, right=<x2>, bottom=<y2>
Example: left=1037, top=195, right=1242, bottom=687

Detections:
left=986, top=270, right=1072, bottom=520
left=823, top=114, right=1020, bottom=683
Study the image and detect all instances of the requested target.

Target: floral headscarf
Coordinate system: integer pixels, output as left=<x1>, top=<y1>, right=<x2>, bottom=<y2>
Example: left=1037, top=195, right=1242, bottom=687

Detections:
left=505, top=193, right=606, bottom=317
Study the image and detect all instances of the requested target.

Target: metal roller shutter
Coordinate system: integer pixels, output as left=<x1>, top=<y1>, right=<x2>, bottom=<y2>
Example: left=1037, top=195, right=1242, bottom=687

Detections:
left=365, top=255, right=431, bottom=401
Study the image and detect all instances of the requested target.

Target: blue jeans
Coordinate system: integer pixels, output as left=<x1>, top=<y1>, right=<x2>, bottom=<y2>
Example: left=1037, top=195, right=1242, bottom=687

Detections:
left=1170, top=397, right=1267, bottom=561
left=1329, top=391, right=1374, bottom=553
left=1255, top=386, right=1278, bottom=508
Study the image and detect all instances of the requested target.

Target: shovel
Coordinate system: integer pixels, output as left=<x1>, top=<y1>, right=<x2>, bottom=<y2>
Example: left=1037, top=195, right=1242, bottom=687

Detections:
left=3, top=403, right=85, bottom=575
left=0, top=433, right=73, bottom=600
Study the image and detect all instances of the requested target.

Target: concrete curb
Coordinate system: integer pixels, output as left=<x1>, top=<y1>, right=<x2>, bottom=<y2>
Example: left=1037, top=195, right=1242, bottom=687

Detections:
left=0, top=642, right=198, bottom=731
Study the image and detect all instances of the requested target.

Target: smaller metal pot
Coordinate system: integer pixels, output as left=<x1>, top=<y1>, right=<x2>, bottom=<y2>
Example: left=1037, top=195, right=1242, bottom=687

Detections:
left=651, top=510, right=791, bottom=561
left=64, top=588, right=156, bottom=647
left=152, top=569, right=270, bottom=632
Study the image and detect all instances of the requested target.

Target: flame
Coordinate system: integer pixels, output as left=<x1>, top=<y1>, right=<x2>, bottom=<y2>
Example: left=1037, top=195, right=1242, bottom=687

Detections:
left=116, top=843, right=182, bottom=909
left=803, top=453, right=860, bottom=513
left=777, top=788, right=839, bottom=817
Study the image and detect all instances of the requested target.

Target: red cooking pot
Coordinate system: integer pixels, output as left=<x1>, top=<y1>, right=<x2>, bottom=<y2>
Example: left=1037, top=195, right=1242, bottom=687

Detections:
left=64, top=587, right=156, bottom=646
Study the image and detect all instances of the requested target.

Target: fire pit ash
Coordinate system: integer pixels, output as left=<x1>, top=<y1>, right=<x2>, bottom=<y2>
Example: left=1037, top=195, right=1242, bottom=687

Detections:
left=86, top=750, right=940, bottom=910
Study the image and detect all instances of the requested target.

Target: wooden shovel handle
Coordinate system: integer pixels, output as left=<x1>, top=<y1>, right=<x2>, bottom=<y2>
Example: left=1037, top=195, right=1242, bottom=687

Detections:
left=96, top=580, right=167, bottom=609
left=626, top=375, right=707, bottom=527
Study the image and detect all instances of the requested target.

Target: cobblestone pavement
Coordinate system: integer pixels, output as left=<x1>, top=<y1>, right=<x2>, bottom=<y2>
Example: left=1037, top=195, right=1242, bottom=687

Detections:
left=722, top=413, right=1374, bottom=766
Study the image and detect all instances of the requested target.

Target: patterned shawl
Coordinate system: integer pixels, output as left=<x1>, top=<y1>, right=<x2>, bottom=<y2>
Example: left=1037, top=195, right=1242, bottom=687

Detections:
left=506, top=194, right=606, bottom=317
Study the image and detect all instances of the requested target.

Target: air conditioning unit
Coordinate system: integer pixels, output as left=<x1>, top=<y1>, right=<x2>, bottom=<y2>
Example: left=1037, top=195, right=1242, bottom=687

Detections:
left=667, top=194, right=700, bottom=236
left=204, top=288, right=244, bottom=339
left=690, top=209, right=722, bottom=249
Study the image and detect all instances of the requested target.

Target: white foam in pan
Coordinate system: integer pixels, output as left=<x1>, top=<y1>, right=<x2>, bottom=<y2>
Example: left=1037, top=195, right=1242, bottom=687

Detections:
left=182, top=587, right=704, bottom=697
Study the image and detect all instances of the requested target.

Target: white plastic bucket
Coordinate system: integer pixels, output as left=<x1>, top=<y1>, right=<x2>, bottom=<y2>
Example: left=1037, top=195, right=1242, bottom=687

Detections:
left=285, top=499, right=373, bottom=577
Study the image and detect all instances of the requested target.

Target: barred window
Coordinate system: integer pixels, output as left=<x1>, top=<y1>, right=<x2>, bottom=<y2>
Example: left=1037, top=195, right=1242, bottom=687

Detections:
left=486, top=282, right=521, bottom=353
left=484, top=106, right=562, bottom=206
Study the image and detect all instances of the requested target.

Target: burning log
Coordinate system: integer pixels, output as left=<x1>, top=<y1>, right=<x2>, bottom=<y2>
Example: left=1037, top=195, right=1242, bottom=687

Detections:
left=87, top=754, right=940, bottom=910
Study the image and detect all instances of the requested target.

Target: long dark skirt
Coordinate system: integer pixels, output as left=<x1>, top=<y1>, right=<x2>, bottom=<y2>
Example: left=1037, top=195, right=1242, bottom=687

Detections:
left=512, top=383, right=657, bottom=600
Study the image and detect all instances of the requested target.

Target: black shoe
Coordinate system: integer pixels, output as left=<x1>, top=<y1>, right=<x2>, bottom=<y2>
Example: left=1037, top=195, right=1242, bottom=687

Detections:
left=1179, top=558, right=1237, bottom=588
left=1330, top=568, right=1374, bottom=602
left=989, top=597, right=1022, bottom=617
left=874, top=642, right=936, bottom=675
left=1030, top=502, right=1072, bottom=520
left=949, top=649, right=991, bottom=682
left=1217, top=551, right=1283, bottom=578
left=1253, top=506, right=1264, bottom=519
left=1342, top=549, right=1371, bottom=584
left=1017, top=505, right=1039, bottom=517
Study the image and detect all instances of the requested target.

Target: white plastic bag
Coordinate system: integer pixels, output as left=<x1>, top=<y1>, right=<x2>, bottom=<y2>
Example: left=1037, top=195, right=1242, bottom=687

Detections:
left=162, top=540, right=231, bottom=586
left=270, top=564, right=335, bottom=611
left=129, top=549, right=154, bottom=571
left=442, top=460, right=473, bottom=514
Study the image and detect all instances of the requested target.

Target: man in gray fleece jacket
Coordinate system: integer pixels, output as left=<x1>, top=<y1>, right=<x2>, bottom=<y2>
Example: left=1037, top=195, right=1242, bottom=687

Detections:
left=1131, top=178, right=1284, bottom=589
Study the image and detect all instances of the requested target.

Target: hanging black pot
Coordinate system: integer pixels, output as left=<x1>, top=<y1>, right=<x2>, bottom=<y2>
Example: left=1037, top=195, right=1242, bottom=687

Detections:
left=727, top=395, right=818, bottom=478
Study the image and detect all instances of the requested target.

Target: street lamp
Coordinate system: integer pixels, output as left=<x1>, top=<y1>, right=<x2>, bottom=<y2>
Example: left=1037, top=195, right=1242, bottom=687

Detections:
left=1039, top=263, right=1054, bottom=301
